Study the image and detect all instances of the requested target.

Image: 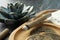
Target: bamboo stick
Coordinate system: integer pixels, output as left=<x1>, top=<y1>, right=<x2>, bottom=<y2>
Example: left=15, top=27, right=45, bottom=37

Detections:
left=22, top=13, right=51, bottom=30
left=0, top=28, right=9, bottom=40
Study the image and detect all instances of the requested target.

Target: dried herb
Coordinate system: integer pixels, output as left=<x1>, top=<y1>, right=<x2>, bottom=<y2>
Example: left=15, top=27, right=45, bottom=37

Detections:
left=30, top=26, right=56, bottom=35
left=26, top=34, right=53, bottom=40
left=43, top=33, right=60, bottom=40
left=26, top=33, right=60, bottom=40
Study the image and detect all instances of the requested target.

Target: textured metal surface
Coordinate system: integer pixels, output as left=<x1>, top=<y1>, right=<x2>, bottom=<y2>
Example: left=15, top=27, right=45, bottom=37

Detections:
left=0, top=0, right=60, bottom=40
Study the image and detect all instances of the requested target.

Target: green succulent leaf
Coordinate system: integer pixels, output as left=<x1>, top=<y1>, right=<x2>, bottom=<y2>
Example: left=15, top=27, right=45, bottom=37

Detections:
left=17, top=11, right=28, bottom=19
left=9, top=3, right=14, bottom=12
left=28, top=6, right=34, bottom=13
left=0, top=18, right=5, bottom=23
left=0, top=7, right=9, bottom=13
left=0, top=2, right=35, bottom=27
left=18, top=15, right=29, bottom=22
left=17, top=3, right=24, bottom=13
left=22, top=6, right=31, bottom=13
left=15, top=2, right=19, bottom=9
left=0, top=11, right=13, bottom=19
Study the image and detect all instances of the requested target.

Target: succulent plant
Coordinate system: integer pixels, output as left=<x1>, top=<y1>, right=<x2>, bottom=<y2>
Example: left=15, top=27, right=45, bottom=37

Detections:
left=0, top=2, right=35, bottom=28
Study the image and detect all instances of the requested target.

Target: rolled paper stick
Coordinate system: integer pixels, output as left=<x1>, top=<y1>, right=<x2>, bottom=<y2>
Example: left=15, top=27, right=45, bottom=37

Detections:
left=0, top=28, right=9, bottom=39
left=34, top=9, right=57, bottom=20
left=22, top=13, right=51, bottom=30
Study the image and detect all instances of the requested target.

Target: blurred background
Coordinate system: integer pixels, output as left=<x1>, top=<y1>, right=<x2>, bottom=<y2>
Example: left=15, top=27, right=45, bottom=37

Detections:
left=0, top=0, right=60, bottom=13
left=0, top=0, right=60, bottom=40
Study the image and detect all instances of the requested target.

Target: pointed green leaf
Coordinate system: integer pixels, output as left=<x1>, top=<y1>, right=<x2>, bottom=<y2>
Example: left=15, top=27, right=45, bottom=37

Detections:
left=17, top=3, right=24, bottom=13
left=28, top=6, right=34, bottom=13
left=0, top=11, right=13, bottom=19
